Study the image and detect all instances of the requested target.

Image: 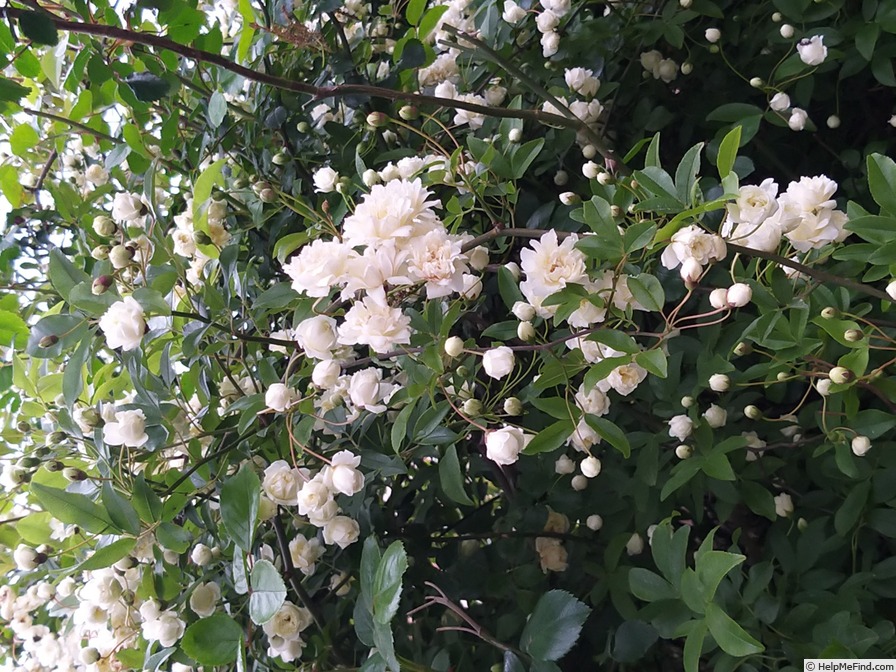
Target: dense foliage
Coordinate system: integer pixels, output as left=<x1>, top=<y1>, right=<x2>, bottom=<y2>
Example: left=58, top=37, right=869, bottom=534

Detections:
left=1, top=0, right=896, bottom=671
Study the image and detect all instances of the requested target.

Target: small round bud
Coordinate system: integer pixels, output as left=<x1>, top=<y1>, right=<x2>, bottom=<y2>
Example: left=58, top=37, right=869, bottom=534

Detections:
left=797, top=517, right=808, bottom=531
left=675, top=444, right=693, bottom=459
left=597, top=171, right=613, bottom=185
left=17, top=421, right=31, bottom=433
left=586, top=514, right=603, bottom=530
left=271, top=151, right=290, bottom=166
left=844, top=329, right=863, bottom=342
left=555, top=455, right=575, bottom=475
left=851, top=435, right=871, bottom=456
left=398, top=105, right=419, bottom=121
left=511, top=301, right=536, bottom=321
left=580, top=456, right=602, bottom=478
left=91, top=245, right=110, bottom=261
left=62, top=467, right=87, bottom=482
left=444, top=336, right=464, bottom=358
left=828, top=366, right=852, bottom=385
left=571, top=474, right=588, bottom=491
left=826, top=115, right=841, bottom=129
left=709, top=373, right=730, bottom=392
left=705, top=28, right=721, bottom=43
left=39, top=334, right=59, bottom=348
left=92, top=216, right=116, bottom=237
left=610, top=205, right=622, bottom=217
left=92, top=275, right=113, bottom=296
left=776, top=371, right=789, bottom=382
left=733, top=342, right=752, bottom=356
left=779, top=23, right=794, bottom=38
left=709, top=44, right=720, bottom=54
left=296, top=121, right=310, bottom=133
left=48, top=431, right=66, bottom=444
left=816, top=378, right=832, bottom=396
left=508, top=127, right=522, bottom=142
left=680, top=395, right=694, bottom=408
left=744, top=404, right=762, bottom=419
left=120, top=588, right=136, bottom=605
left=582, top=144, right=597, bottom=159
left=109, top=244, right=134, bottom=268
left=681, top=62, right=693, bottom=75
left=259, top=188, right=277, bottom=203
left=559, top=192, right=580, bottom=206
left=366, top=111, right=389, bottom=128
left=16, top=456, right=40, bottom=469
left=750, top=77, right=764, bottom=88
left=772, top=11, right=782, bottom=21
left=553, top=170, right=568, bottom=186
left=821, top=306, right=839, bottom=319
left=679, top=0, right=692, bottom=6
left=462, top=399, right=483, bottom=416
left=517, top=321, right=536, bottom=341
left=709, top=287, right=729, bottom=310
left=726, top=283, right=752, bottom=307
left=582, top=161, right=600, bottom=179
left=503, top=397, right=523, bottom=416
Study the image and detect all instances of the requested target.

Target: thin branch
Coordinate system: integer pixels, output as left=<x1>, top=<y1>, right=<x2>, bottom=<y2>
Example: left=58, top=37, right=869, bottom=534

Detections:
left=22, top=107, right=121, bottom=144
left=171, top=310, right=295, bottom=347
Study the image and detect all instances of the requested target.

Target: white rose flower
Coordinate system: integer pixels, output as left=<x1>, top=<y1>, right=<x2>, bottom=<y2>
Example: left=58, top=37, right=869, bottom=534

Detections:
left=111, top=192, right=146, bottom=223
left=144, top=611, right=185, bottom=648
left=324, top=450, right=365, bottom=496
left=784, top=208, right=848, bottom=251
left=537, top=539, right=568, bottom=573
left=297, top=477, right=333, bottom=517
left=189, top=582, right=220, bottom=617
left=485, top=425, right=532, bottom=465
left=13, top=545, right=41, bottom=571
left=103, top=409, right=149, bottom=448
left=263, top=601, right=312, bottom=639
left=769, top=92, right=790, bottom=112
left=322, top=516, right=361, bottom=548
left=312, top=360, right=341, bottom=388
left=604, top=362, right=648, bottom=396
left=774, top=492, right=794, bottom=517
left=99, top=297, right=146, bottom=351
left=535, top=9, right=559, bottom=32
left=788, top=108, right=809, bottom=131
left=191, top=543, right=214, bottom=566
left=85, top=164, right=109, bottom=185
left=702, top=404, right=728, bottom=428
left=295, top=315, right=339, bottom=360
left=263, top=460, right=303, bottom=505
left=307, top=498, right=339, bottom=527
left=886, top=279, right=896, bottom=301
left=337, top=296, right=412, bottom=354
left=564, top=67, right=600, bottom=97
left=482, top=346, right=515, bottom=379
left=541, top=30, right=560, bottom=57
left=797, top=35, right=827, bottom=66
left=668, top=414, right=694, bottom=441
left=348, top=367, right=390, bottom=414
left=555, top=454, right=575, bottom=474
left=289, top=534, right=324, bottom=576
left=502, top=0, right=527, bottom=23
left=313, top=166, right=339, bottom=193
left=282, top=239, right=356, bottom=298
left=660, top=225, right=726, bottom=270
left=265, top=383, right=297, bottom=413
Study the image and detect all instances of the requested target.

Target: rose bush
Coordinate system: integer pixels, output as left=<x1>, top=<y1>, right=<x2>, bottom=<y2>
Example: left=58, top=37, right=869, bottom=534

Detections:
left=0, top=0, right=896, bottom=671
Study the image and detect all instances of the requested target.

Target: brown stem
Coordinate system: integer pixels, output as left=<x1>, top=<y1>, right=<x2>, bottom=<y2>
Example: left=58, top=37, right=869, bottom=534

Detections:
left=2, top=8, right=592, bottom=140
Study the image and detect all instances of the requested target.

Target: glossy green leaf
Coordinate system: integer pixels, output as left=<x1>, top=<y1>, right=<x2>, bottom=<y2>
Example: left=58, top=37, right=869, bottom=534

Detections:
left=438, top=444, right=474, bottom=505
left=705, top=603, right=764, bottom=656
left=249, top=559, right=287, bottom=625
left=182, top=615, right=243, bottom=666
left=220, top=464, right=260, bottom=551
left=31, top=483, right=112, bottom=534
left=520, top=590, right=590, bottom=662
left=372, top=541, right=408, bottom=625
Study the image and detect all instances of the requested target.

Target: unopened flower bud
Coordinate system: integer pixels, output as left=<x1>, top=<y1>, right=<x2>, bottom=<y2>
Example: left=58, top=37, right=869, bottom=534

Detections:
left=80, top=648, right=101, bottom=665
left=681, top=62, right=693, bottom=75
left=62, top=467, right=87, bottom=482
left=597, top=172, right=613, bottom=185
left=517, top=321, right=536, bottom=341
left=109, top=244, right=133, bottom=269
left=580, top=456, right=602, bottom=478
left=750, top=77, right=764, bottom=88
left=296, top=121, right=310, bottom=133
left=17, top=421, right=31, bottom=433
left=259, top=188, right=277, bottom=203
left=779, top=23, right=794, bottom=38
left=852, top=435, right=871, bottom=456
left=120, top=588, right=136, bottom=605
left=366, top=111, right=389, bottom=128
left=92, top=275, right=113, bottom=295
left=827, top=114, right=840, bottom=129
left=582, top=161, right=600, bottom=179
left=582, top=144, right=597, bottom=159
left=92, top=216, right=116, bottom=237
left=39, top=334, right=59, bottom=348
left=709, top=287, right=729, bottom=310
left=512, top=301, right=536, bottom=321
left=508, top=128, right=522, bottom=142
left=16, top=456, right=40, bottom=469
left=462, top=399, right=483, bottom=416
left=571, top=474, right=588, bottom=491
left=705, top=28, right=721, bottom=43
left=559, top=192, right=580, bottom=206
left=271, top=151, right=290, bottom=166
left=444, top=336, right=464, bottom=358
left=681, top=396, right=694, bottom=408
left=709, top=373, right=730, bottom=392
left=504, top=262, right=521, bottom=281
left=776, top=371, right=790, bottom=382
left=91, top=245, right=110, bottom=261
left=772, top=11, right=782, bottom=21
left=610, top=205, right=622, bottom=217
left=797, top=517, right=808, bottom=531
left=503, top=397, right=523, bottom=416
left=828, top=366, right=852, bottom=384
left=586, top=514, right=603, bottom=530
left=733, top=342, right=752, bottom=356
left=554, top=170, right=568, bottom=186
left=844, top=329, right=863, bottom=342
left=726, top=283, right=752, bottom=307
left=821, top=306, right=839, bottom=319
left=744, top=404, right=762, bottom=419
left=398, top=105, right=419, bottom=120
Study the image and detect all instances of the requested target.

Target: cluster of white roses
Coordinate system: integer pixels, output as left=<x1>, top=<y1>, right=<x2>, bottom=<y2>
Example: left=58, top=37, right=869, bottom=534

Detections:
left=283, top=177, right=486, bottom=359
left=170, top=197, right=231, bottom=285
left=721, top=175, right=847, bottom=253
left=262, top=600, right=313, bottom=662
left=640, top=49, right=680, bottom=83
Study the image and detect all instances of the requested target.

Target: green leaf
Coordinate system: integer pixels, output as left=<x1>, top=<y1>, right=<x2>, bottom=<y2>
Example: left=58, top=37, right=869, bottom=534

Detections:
left=523, top=420, right=573, bottom=455
left=208, top=90, right=227, bottom=129
left=390, top=401, right=416, bottom=452
left=249, top=559, right=287, bottom=625
left=407, top=0, right=427, bottom=25
left=102, top=483, right=141, bottom=536
left=696, top=551, right=745, bottom=603
left=133, top=474, right=163, bottom=523
left=716, top=126, right=742, bottom=179
left=0, top=76, right=32, bottom=103
left=845, top=215, right=896, bottom=245
left=867, top=153, right=896, bottom=215
left=520, top=590, right=591, bottom=662
left=636, top=349, right=667, bottom=378
left=182, top=615, right=243, bottom=666
left=627, top=274, right=665, bottom=312
left=26, top=314, right=87, bottom=359
left=372, top=541, right=408, bottom=625
left=629, top=568, right=678, bottom=602
left=220, top=464, right=260, bottom=551
left=124, top=72, right=172, bottom=102
left=612, top=620, right=659, bottom=664
left=31, top=483, right=112, bottom=534
left=675, top=142, right=703, bottom=203
left=438, top=445, right=474, bottom=505
left=19, top=11, right=59, bottom=46
left=78, top=538, right=137, bottom=570
left=48, top=248, right=90, bottom=302
left=133, top=287, right=171, bottom=316
left=856, top=22, right=879, bottom=60
left=0, top=310, right=28, bottom=347
left=157, top=522, right=191, bottom=553
left=511, top=139, right=544, bottom=179
left=683, top=619, right=708, bottom=672
left=10, top=124, right=39, bottom=157
left=834, top=480, right=870, bottom=536
left=651, top=522, right=689, bottom=586
left=705, top=603, right=764, bottom=656
left=584, top=415, right=630, bottom=458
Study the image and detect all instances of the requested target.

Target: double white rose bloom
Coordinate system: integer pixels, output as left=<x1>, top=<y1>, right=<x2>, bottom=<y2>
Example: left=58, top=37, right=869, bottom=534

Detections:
left=486, top=425, right=533, bottom=465
left=99, top=297, right=146, bottom=351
